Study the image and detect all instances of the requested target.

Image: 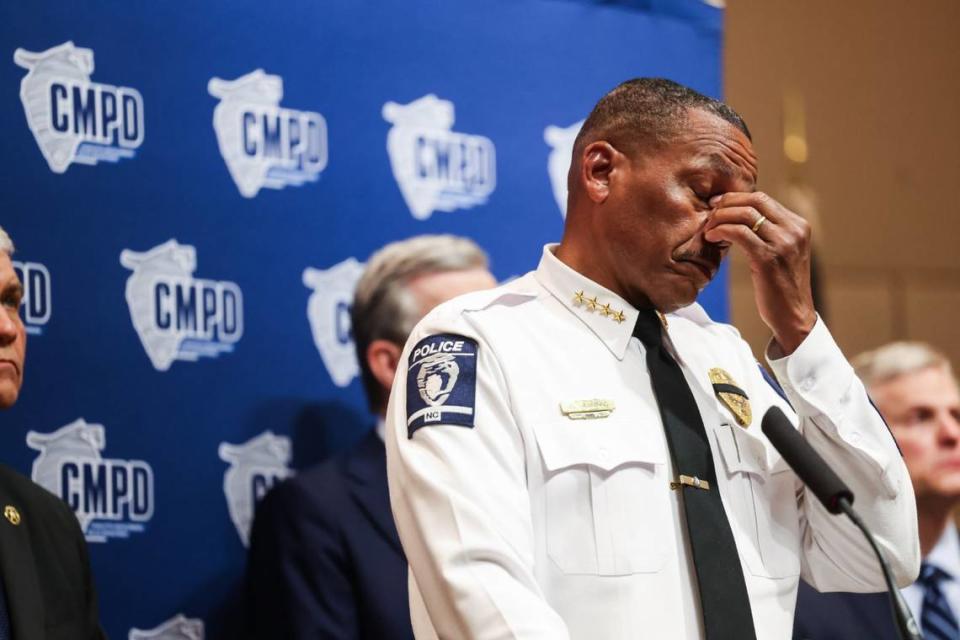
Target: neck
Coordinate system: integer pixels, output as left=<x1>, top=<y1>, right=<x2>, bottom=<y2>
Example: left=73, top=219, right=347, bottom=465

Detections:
left=555, top=235, right=651, bottom=309
left=917, top=495, right=957, bottom=556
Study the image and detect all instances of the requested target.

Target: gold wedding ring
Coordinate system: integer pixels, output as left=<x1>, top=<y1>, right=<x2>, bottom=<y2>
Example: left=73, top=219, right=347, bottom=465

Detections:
left=751, top=215, right=767, bottom=233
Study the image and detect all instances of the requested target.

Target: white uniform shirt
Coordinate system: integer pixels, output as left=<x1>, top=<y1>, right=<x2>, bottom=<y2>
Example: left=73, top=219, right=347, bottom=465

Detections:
left=386, top=244, right=920, bottom=640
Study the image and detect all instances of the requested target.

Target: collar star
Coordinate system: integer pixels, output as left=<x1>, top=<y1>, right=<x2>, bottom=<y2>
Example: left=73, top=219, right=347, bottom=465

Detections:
left=570, top=290, right=627, bottom=326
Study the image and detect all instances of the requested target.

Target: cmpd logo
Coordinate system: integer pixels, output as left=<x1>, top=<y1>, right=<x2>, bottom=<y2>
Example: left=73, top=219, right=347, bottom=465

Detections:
left=544, top=119, right=583, bottom=219
left=13, top=41, right=144, bottom=173
left=27, top=418, right=154, bottom=543
left=12, top=260, right=51, bottom=336
left=209, top=69, right=329, bottom=198
left=303, top=257, right=365, bottom=387
left=219, top=431, right=292, bottom=547
left=383, top=94, right=496, bottom=220
left=129, top=614, right=204, bottom=640
left=120, top=240, right=243, bottom=372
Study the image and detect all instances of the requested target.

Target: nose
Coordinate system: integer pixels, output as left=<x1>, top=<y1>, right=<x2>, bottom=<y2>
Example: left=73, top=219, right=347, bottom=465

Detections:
left=937, top=411, right=960, bottom=445
left=0, top=309, right=19, bottom=346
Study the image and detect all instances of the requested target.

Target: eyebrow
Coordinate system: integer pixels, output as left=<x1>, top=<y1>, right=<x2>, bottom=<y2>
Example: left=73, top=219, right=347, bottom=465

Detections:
left=704, top=153, right=757, bottom=191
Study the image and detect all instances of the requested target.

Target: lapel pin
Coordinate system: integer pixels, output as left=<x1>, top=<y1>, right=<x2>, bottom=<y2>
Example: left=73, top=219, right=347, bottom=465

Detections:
left=4, top=505, right=21, bottom=526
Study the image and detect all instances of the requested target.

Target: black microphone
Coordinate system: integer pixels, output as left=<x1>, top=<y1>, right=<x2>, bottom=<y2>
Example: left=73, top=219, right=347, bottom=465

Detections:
left=760, top=406, right=922, bottom=640
left=761, top=406, right=853, bottom=514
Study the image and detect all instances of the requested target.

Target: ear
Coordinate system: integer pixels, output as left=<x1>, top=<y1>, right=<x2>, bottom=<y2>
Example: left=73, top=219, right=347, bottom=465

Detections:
left=367, top=339, right=403, bottom=396
left=579, top=141, right=618, bottom=204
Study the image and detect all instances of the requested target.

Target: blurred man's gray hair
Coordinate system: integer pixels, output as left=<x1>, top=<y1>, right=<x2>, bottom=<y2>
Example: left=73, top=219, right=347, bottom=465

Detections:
left=352, top=234, right=489, bottom=412
left=852, top=341, right=955, bottom=390
left=0, top=227, right=14, bottom=257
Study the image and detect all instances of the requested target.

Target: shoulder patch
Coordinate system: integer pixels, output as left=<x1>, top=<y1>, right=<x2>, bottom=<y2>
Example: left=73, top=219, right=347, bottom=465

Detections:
left=406, top=334, right=478, bottom=439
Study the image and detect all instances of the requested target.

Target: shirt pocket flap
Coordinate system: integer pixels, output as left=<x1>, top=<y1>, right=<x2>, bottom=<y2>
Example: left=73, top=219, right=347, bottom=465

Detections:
left=714, top=423, right=770, bottom=476
left=534, top=417, right=665, bottom=473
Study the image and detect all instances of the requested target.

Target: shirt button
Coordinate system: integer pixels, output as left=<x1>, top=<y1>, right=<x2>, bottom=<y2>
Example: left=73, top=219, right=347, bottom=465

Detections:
left=848, top=431, right=862, bottom=445
left=800, top=376, right=816, bottom=392
left=598, top=448, right=609, bottom=462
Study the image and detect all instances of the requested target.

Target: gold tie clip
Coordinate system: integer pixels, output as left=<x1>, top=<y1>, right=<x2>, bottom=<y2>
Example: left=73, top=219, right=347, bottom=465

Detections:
left=670, top=475, right=710, bottom=491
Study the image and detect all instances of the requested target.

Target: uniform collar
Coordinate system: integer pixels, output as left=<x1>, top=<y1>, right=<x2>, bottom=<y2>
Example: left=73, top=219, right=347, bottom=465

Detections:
left=534, top=244, right=641, bottom=360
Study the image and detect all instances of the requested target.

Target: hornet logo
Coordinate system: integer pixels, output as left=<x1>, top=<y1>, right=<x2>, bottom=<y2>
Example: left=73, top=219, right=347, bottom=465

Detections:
left=383, top=94, right=495, bottom=220
left=417, top=354, right=460, bottom=406
left=209, top=69, right=328, bottom=198
left=129, top=614, right=204, bottom=640
left=219, top=431, right=293, bottom=547
left=13, top=41, right=144, bottom=173
left=12, top=260, right=51, bottom=336
left=543, top=119, right=583, bottom=218
left=27, top=418, right=154, bottom=543
left=302, top=257, right=365, bottom=387
left=120, top=240, right=243, bottom=372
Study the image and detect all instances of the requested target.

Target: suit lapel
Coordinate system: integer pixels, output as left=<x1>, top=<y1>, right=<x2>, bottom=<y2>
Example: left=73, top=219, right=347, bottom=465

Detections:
left=0, top=474, right=46, bottom=640
left=345, top=430, right=403, bottom=554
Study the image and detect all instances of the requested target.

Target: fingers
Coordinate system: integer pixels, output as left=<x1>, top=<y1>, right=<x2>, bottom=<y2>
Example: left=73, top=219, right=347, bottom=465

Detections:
left=704, top=191, right=812, bottom=262
left=704, top=222, right=768, bottom=259
left=704, top=206, right=772, bottom=241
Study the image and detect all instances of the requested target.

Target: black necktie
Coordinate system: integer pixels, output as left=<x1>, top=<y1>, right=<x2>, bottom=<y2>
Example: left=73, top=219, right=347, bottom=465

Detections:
left=633, top=309, right=756, bottom=640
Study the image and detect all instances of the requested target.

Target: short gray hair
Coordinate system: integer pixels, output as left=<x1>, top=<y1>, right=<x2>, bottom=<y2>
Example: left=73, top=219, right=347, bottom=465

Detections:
left=352, top=234, right=489, bottom=412
left=852, top=341, right=955, bottom=390
left=0, top=227, right=14, bottom=257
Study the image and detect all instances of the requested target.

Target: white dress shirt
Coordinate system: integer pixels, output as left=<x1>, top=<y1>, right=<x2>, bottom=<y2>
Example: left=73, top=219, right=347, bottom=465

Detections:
left=902, top=522, right=960, bottom=622
left=386, top=244, right=920, bottom=640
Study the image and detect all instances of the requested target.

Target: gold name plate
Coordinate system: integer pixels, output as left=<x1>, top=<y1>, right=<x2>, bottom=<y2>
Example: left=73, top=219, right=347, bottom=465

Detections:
left=560, top=399, right=615, bottom=420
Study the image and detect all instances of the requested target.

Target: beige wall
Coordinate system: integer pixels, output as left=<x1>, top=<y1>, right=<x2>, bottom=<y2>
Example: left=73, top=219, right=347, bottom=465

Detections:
left=725, top=1, right=960, bottom=365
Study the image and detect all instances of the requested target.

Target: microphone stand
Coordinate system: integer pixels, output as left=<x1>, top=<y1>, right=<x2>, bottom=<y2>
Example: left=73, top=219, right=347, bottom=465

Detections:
left=836, top=496, right=923, bottom=640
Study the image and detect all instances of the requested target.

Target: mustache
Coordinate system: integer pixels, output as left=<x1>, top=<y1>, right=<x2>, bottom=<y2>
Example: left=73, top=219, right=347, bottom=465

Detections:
left=673, top=244, right=724, bottom=270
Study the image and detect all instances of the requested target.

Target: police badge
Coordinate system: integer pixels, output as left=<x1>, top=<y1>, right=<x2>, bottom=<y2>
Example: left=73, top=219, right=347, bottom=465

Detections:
left=708, top=367, right=752, bottom=427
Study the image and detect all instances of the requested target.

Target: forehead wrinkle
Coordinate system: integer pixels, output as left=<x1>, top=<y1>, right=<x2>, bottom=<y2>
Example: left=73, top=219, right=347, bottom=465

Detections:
left=689, top=151, right=756, bottom=191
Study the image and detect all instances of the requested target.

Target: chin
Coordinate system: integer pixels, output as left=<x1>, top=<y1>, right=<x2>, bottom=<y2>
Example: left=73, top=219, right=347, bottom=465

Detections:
left=0, top=390, right=18, bottom=410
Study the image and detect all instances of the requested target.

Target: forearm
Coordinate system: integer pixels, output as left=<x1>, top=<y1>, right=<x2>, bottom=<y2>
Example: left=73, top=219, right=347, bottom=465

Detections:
left=768, top=317, right=920, bottom=590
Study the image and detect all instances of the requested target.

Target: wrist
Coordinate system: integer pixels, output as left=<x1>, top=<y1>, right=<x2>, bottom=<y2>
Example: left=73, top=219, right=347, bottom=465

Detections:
left=770, top=311, right=817, bottom=355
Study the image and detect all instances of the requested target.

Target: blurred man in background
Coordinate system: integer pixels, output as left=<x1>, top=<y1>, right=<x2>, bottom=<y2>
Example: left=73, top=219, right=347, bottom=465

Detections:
left=795, top=341, right=960, bottom=640
left=245, top=234, right=497, bottom=639
left=0, top=225, right=105, bottom=639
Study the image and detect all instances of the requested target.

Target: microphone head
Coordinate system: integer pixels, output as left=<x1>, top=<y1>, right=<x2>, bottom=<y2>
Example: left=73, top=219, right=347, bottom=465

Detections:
left=761, top=406, right=854, bottom=514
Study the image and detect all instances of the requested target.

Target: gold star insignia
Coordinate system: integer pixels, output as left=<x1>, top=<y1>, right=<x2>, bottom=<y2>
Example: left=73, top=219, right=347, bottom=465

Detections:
left=573, top=291, right=585, bottom=305
left=586, top=296, right=599, bottom=311
left=600, top=303, right=612, bottom=317
left=613, top=310, right=626, bottom=324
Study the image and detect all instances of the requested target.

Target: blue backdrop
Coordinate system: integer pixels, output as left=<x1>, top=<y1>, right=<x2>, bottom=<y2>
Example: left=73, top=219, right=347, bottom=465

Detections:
left=0, top=1, right=724, bottom=637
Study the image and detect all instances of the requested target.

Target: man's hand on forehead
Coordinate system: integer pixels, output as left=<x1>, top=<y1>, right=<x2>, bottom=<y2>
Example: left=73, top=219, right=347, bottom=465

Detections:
left=703, top=191, right=816, bottom=355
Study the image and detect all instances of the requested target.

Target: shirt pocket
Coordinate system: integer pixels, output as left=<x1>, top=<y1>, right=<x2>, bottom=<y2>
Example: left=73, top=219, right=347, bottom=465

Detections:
left=713, top=421, right=801, bottom=579
left=533, top=417, right=669, bottom=576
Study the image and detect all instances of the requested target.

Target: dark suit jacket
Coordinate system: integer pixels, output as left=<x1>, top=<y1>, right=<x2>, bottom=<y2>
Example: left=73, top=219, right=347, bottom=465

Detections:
left=245, top=429, right=413, bottom=640
left=793, top=580, right=898, bottom=640
left=0, top=464, right=105, bottom=640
